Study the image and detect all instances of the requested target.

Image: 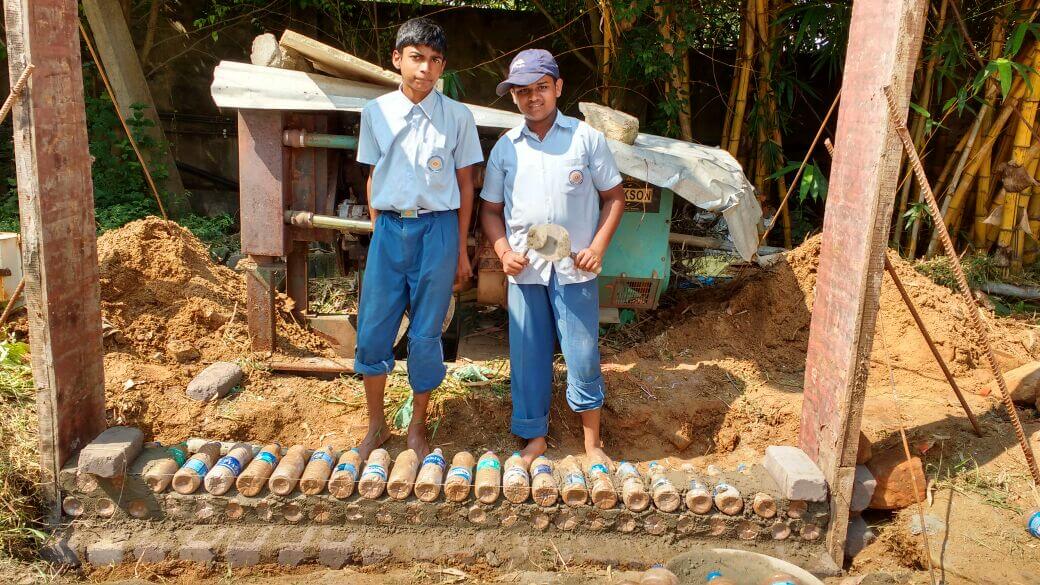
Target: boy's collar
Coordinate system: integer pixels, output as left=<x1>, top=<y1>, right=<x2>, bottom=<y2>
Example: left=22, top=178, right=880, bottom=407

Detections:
left=387, top=85, right=440, bottom=120
left=509, top=110, right=576, bottom=142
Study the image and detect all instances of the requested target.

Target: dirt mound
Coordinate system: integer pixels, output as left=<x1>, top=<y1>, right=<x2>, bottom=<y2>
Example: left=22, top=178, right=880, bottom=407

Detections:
left=98, top=217, right=329, bottom=362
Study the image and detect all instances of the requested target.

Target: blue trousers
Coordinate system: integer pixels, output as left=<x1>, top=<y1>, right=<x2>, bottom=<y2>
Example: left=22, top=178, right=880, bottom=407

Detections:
left=508, top=272, right=604, bottom=439
left=354, top=211, right=458, bottom=392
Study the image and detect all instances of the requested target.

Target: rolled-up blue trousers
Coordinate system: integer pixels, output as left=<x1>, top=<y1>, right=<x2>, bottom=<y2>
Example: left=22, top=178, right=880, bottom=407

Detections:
left=508, top=271, right=604, bottom=439
left=354, top=210, right=458, bottom=393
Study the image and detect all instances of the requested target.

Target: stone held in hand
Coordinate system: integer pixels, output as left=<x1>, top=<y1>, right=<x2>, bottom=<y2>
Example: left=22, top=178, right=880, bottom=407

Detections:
left=186, top=361, right=244, bottom=402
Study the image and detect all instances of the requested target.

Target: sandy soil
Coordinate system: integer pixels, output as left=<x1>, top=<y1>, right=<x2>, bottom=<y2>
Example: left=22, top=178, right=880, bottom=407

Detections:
left=45, top=218, right=1040, bottom=583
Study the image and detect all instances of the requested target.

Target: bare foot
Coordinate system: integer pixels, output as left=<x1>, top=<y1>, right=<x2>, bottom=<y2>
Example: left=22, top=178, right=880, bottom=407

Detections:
left=406, top=423, right=430, bottom=460
left=357, top=422, right=390, bottom=461
left=520, top=436, right=547, bottom=467
left=585, top=444, right=613, bottom=468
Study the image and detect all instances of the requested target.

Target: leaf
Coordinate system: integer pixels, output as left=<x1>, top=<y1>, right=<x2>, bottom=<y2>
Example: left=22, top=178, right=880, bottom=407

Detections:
left=908, top=102, right=931, bottom=119
left=767, top=162, right=800, bottom=180
left=994, top=58, right=1013, bottom=99
left=1007, top=22, right=1029, bottom=58
left=392, top=394, right=413, bottom=430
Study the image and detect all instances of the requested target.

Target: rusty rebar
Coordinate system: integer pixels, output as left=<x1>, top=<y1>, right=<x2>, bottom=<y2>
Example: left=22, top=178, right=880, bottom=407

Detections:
left=883, top=85, right=1040, bottom=486
left=883, top=257, right=983, bottom=437
left=0, top=64, right=34, bottom=125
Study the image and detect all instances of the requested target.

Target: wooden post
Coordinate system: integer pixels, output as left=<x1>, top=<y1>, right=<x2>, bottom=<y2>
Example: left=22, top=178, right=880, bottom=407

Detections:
left=798, top=0, right=928, bottom=566
left=4, top=0, right=107, bottom=516
left=81, top=0, right=189, bottom=215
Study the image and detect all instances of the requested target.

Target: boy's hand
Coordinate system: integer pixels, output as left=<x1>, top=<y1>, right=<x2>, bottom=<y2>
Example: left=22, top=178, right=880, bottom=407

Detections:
left=500, top=250, right=529, bottom=276
left=454, top=250, right=473, bottom=291
left=574, top=246, right=604, bottom=274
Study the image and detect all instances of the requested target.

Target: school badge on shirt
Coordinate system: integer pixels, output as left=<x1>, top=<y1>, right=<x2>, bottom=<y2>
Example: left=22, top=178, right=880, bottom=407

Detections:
left=427, top=155, right=445, bottom=173
left=568, top=169, right=584, bottom=185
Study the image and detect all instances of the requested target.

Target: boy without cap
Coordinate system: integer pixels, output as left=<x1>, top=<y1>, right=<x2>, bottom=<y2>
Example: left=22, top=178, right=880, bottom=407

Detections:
left=479, top=49, right=626, bottom=464
left=354, top=18, right=483, bottom=460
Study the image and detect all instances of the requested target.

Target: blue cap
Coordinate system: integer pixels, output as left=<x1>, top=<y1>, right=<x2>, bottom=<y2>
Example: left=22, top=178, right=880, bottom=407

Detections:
left=496, top=49, right=560, bottom=96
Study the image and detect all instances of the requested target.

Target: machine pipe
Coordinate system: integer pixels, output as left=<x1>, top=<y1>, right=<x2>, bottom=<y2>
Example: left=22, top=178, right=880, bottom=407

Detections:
left=282, top=129, right=359, bottom=150
left=285, top=210, right=372, bottom=233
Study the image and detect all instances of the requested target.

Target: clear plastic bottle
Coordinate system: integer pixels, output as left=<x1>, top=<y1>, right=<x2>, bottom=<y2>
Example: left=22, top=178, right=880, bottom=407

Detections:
left=1028, top=508, right=1040, bottom=539
left=705, top=570, right=738, bottom=585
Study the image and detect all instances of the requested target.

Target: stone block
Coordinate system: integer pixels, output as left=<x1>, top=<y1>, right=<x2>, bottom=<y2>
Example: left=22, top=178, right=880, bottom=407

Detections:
left=851, top=465, right=877, bottom=513
left=226, top=542, right=263, bottom=567
left=360, top=545, right=391, bottom=566
left=186, top=361, right=244, bottom=401
left=134, top=542, right=170, bottom=564
left=866, top=448, right=926, bottom=510
left=318, top=541, right=356, bottom=569
left=77, top=426, right=143, bottom=478
left=87, top=539, right=126, bottom=566
left=761, top=446, right=828, bottom=502
left=178, top=528, right=223, bottom=564
left=845, top=515, right=876, bottom=559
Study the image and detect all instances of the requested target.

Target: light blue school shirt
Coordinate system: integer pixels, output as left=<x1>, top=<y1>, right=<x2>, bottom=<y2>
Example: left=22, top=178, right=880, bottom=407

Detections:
left=357, top=88, right=484, bottom=212
left=481, top=111, right=622, bottom=286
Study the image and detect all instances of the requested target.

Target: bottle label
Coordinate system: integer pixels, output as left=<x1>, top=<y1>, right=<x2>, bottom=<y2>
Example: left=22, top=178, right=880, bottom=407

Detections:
left=532, top=464, right=552, bottom=477
left=503, top=466, right=530, bottom=484
left=589, top=463, right=609, bottom=477
left=447, top=466, right=472, bottom=483
left=256, top=451, right=278, bottom=466
left=476, top=458, right=501, bottom=472
left=309, top=450, right=335, bottom=468
left=713, top=483, right=733, bottom=495
left=1029, top=511, right=1040, bottom=538
left=168, top=445, right=188, bottom=467
left=617, top=461, right=638, bottom=479
left=362, top=463, right=387, bottom=481
left=651, top=476, right=671, bottom=490
left=215, top=455, right=242, bottom=476
left=422, top=453, right=446, bottom=469
left=564, top=473, right=586, bottom=487
left=334, top=462, right=358, bottom=479
left=706, top=571, right=723, bottom=582
left=184, top=458, right=208, bottom=477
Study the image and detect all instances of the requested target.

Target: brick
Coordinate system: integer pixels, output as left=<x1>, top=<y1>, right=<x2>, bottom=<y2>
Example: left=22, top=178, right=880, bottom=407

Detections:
left=866, top=448, right=926, bottom=510
left=277, top=527, right=319, bottom=567
left=87, top=539, right=126, bottom=566
left=134, top=543, right=170, bottom=564
left=851, top=465, right=877, bottom=513
left=41, top=537, right=81, bottom=566
left=178, top=528, right=224, bottom=564
left=761, top=446, right=828, bottom=502
left=318, top=541, right=356, bottom=569
left=227, top=542, right=263, bottom=567
left=186, top=361, right=244, bottom=401
left=77, top=426, right=144, bottom=478
left=360, top=545, right=391, bottom=566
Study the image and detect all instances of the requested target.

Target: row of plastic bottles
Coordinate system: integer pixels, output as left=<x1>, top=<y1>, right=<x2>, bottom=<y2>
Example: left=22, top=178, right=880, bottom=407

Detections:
left=624, top=565, right=801, bottom=585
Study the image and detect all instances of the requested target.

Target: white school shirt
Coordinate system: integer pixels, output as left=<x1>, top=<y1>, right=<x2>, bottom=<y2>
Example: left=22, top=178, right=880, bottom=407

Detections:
left=480, top=111, right=623, bottom=286
left=356, top=88, right=484, bottom=212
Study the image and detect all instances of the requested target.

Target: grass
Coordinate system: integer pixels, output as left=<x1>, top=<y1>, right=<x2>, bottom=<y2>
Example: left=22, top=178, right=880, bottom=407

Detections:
left=929, top=452, right=1023, bottom=512
left=913, top=253, right=999, bottom=292
left=0, top=334, right=46, bottom=559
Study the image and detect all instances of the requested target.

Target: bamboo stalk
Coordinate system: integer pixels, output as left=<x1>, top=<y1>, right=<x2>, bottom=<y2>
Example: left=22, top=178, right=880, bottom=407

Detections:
left=1007, top=50, right=1040, bottom=271
left=894, top=0, right=949, bottom=248
left=726, top=0, right=756, bottom=160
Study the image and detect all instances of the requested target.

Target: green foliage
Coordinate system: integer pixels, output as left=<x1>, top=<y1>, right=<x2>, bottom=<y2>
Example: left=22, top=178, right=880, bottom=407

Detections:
left=767, top=160, right=828, bottom=203
left=914, top=253, right=998, bottom=292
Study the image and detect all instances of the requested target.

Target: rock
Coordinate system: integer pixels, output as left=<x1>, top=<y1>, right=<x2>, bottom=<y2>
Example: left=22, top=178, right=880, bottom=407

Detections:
left=1003, top=361, right=1040, bottom=404
left=166, top=340, right=200, bottom=363
left=250, top=33, right=311, bottom=71
left=908, top=514, right=945, bottom=536
left=78, top=426, right=144, bottom=478
left=578, top=102, right=640, bottom=145
left=845, top=515, right=876, bottom=558
left=857, top=431, right=873, bottom=465
left=851, top=465, right=877, bottom=513
left=865, top=448, right=926, bottom=510
left=762, top=445, right=828, bottom=502
left=186, top=361, right=244, bottom=402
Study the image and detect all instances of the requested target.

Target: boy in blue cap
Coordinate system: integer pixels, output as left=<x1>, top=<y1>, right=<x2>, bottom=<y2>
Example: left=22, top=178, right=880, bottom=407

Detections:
left=354, top=17, right=483, bottom=459
left=479, top=49, right=626, bottom=464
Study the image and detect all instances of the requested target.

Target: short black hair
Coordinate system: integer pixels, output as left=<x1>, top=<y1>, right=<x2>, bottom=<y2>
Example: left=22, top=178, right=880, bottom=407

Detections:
left=395, top=17, right=447, bottom=55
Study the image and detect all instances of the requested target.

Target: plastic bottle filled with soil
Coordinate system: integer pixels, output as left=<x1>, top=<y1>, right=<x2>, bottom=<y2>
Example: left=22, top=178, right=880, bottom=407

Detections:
left=358, top=448, right=390, bottom=499
left=236, top=443, right=281, bottom=497
left=640, top=565, right=679, bottom=585
left=530, top=455, right=558, bottom=506
left=561, top=458, right=589, bottom=507
left=444, top=451, right=475, bottom=502
left=414, top=448, right=447, bottom=502
left=387, top=449, right=420, bottom=500
left=752, top=492, right=777, bottom=518
left=327, top=448, right=361, bottom=498
left=269, top=445, right=308, bottom=496
left=1028, top=508, right=1040, bottom=539
left=474, top=451, right=501, bottom=504
left=588, top=459, right=617, bottom=509
left=300, top=446, right=337, bottom=495
left=204, top=442, right=254, bottom=495
left=142, top=442, right=188, bottom=493
left=502, top=452, right=531, bottom=504
left=171, top=442, right=221, bottom=495
left=685, top=477, right=713, bottom=514
left=713, top=482, right=743, bottom=515
left=648, top=461, right=680, bottom=512
left=616, top=461, right=649, bottom=512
